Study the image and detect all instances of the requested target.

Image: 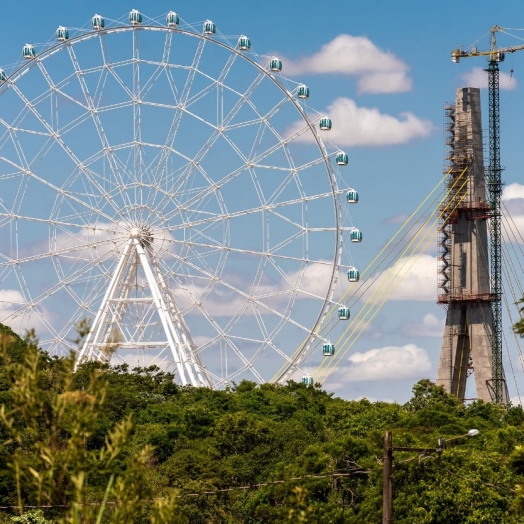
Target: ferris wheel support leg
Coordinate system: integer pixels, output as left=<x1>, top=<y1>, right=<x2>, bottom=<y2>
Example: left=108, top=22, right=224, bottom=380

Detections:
left=133, top=240, right=202, bottom=387
left=75, top=239, right=134, bottom=369
left=152, top=262, right=211, bottom=387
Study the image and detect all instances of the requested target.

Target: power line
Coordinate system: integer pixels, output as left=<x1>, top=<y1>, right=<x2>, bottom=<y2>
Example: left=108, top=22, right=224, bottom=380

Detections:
left=0, top=471, right=373, bottom=510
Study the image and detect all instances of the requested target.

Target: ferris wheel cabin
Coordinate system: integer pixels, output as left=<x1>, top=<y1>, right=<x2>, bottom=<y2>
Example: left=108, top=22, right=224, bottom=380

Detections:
left=346, top=189, right=359, bottom=204
left=0, top=69, right=6, bottom=83
left=92, top=14, right=105, bottom=30
left=350, top=229, right=363, bottom=243
left=336, top=151, right=348, bottom=166
left=347, top=267, right=360, bottom=282
left=203, top=20, right=216, bottom=34
left=338, top=307, right=351, bottom=320
left=269, top=57, right=282, bottom=72
left=302, top=375, right=314, bottom=386
left=238, top=35, right=251, bottom=51
left=323, top=343, right=335, bottom=356
left=129, top=9, right=143, bottom=25
left=56, top=26, right=69, bottom=41
left=22, top=44, right=35, bottom=60
left=297, top=84, right=310, bottom=99
left=319, top=117, right=332, bottom=131
left=166, top=11, right=180, bottom=27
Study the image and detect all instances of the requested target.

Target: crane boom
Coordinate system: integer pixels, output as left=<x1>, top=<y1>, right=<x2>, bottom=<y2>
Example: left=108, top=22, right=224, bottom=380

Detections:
left=452, top=25, right=524, bottom=62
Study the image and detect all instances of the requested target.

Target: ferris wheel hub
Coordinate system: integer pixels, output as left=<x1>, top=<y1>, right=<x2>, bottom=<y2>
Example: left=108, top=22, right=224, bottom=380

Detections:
left=129, top=225, right=154, bottom=247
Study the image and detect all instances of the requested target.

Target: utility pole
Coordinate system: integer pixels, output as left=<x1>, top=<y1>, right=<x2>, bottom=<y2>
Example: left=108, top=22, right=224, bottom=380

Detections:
left=383, top=430, right=393, bottom=524
left=382, top=429, right=479, bottom=522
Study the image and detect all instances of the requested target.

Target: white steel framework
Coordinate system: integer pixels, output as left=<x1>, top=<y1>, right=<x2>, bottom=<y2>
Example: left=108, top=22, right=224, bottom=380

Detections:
left=0, top=13, right=359, bottom=387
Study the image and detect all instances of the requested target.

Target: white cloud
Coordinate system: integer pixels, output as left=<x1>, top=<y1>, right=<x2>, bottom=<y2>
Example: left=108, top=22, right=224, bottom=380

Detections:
left=336, top=343, right=431, bottom=382
left=460, top=67, right=517, bottom=91
left=288, top=97, right=433, bottom=148
left=499, top=188, right=524, bottom=243
left=511, top=395, right=523, bottom=407
left=383, top=213, right=410, bottom=225
left=282, top=34, right=412, bottom=94
left=356, top=71, right=411, bottom=95
left=402, top=313, right=444, bottom=338
left=177, top=261, right=336, bottom=317
left=364, top=254, right=437, bottom=301
left=502, top=183, right=524, bottom=201
left=0, top=289, right=50, bottom=336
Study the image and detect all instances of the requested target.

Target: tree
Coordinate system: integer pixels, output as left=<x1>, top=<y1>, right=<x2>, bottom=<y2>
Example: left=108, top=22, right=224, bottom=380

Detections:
left=513, top=297, right=524, bottom=338
left=0, top=330, right=182, bottom=523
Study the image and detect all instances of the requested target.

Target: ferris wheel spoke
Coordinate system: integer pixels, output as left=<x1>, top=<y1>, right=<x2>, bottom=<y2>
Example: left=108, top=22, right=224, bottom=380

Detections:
left=0, top=235, right=123, bottom=269
left=151, top=67, right=268, bottom=209
left=139, top=35, right=175, bottom=102
left=165, top=237, right=338, bottom=268
left=164, top=190, right=334, bottom=232
left=166, top=69, right=267, bottom=194
left=223, top=92, right=291, bottom=132
left=166, top=120, right=324, bottom=215
left=98, top=34, right=134, bottom=100
left=148, top=38, right=207, bottom=194
left=1, top=259, right=98, bottom=325
left=132, top=29, right=143, bottom=186
left=246, top=306, right=289, bottom=369
left=35, top=61, right=89, bottom=114
left=183, top=51, right=237, bottom=115
left=0, top=212, right=110, bottom=233
left=7, top=83, right=129, bottom=219
left=65, top=45, right=133, bottom=211
left=159, top=244, right=313, bottom=336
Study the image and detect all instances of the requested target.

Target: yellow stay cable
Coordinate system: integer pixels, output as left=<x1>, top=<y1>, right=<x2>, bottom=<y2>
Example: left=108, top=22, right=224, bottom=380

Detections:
left=315, top=176, right=470, bottom=384
left=314, top=174, right=467, bottom=382
left=271, top=167, right=460, bottom=383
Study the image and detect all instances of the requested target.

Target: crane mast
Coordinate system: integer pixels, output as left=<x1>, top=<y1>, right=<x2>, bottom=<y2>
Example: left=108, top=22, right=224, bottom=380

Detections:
left=450, top=25, right=524, bottom=403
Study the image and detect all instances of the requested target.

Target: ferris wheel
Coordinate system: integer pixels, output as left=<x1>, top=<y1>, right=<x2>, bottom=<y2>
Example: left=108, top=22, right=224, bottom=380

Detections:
left=0, top=10, right=360, bottom=388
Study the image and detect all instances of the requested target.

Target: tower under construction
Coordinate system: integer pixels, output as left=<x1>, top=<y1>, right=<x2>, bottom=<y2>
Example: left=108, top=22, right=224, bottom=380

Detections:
left=436, top=87, right=507, bottom=403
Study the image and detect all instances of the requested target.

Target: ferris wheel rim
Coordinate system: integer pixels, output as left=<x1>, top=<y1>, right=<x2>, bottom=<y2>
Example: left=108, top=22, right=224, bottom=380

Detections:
left=0, top=17, right=346, bottom=386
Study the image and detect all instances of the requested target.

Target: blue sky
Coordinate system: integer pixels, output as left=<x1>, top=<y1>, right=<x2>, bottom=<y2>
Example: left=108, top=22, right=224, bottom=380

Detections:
left=2, top=0, right=524, bottom=402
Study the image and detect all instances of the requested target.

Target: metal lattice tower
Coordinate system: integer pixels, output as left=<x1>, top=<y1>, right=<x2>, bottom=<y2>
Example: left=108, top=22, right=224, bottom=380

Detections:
left=486, top=61, right=504, bottom=403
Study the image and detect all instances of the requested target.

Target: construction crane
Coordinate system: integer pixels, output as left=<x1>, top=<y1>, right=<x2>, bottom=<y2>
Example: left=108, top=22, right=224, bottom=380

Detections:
left=451, top=26, right=524, bottom=404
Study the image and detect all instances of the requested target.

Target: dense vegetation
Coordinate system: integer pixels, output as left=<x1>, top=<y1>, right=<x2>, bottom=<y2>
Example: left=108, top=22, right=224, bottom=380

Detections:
left=1, top=323, right=524, bottom=522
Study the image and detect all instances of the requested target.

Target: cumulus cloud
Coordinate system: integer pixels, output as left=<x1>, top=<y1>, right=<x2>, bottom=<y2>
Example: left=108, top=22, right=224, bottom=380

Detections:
left=176, top=261, right=336, bottom=317
left=497, top=184, right=524, bottom=243
left=402, top=313, right=444, bottom=338
left=502, top=183, right=524, bottom=201
left=363, top=254, right=437, bottom=301
left=383, top=214, right=410, bottom=225
left=282, top=34, right=412, bottom=94
left=336, top=343, right=431, bottom=382
left=288, top=97, right=433, bottom=148
left=0, top=289, right=50, bottom=335
left=460, top=67, right=517, bottom=91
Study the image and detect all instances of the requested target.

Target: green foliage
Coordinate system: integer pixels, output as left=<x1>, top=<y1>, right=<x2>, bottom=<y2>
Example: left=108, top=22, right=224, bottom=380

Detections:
left=0, top=331, right=181, bottom=523
left=1, top=324, right=524, bottom=522
left=513, top=296, right=524, bottom=338
left=11, top=510, right=51, bottom=524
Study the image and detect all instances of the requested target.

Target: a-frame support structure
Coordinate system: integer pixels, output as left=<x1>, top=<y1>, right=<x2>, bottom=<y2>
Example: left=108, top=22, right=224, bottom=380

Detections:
left=76, top=228, right=210, bottom=387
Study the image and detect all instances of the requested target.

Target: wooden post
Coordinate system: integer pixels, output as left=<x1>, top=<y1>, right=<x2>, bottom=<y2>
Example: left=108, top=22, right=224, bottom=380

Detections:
left=383, top=430, right=393, bottom=523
